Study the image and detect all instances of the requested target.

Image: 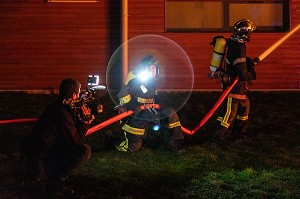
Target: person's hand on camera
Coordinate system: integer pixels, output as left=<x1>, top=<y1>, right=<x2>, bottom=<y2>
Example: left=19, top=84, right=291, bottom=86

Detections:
left=80, top=105, right=95, bottom=124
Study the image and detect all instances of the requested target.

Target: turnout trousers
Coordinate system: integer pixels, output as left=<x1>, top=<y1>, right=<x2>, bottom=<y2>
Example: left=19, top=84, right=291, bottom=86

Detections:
left=116, top=107, right=183, bottom=152
left=214, top=94, right=250, bottom=139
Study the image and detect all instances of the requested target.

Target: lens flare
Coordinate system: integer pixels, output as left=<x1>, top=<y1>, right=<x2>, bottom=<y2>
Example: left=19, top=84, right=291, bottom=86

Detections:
left=106, top=34, right=194, bottom=120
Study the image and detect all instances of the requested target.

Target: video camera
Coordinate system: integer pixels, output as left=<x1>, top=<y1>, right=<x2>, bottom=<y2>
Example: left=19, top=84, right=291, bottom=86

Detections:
left=71, top=75, right=107, bottom=119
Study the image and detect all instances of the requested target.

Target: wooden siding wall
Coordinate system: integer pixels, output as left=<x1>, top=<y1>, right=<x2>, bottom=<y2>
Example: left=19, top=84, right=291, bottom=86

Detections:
left=0, top=0, right=299, bottom=91
left=0, top=0, right=110, bottom=90
left=127, top=0, right=300, bottom=90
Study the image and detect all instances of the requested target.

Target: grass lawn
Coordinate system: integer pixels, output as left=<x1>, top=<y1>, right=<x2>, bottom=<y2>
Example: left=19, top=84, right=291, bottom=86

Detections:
left=0, top=91, right=299, bottom=199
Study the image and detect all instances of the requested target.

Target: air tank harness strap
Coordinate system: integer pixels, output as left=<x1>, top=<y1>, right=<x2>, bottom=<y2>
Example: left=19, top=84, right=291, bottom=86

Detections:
left=225, top=57, right=246, bottom=66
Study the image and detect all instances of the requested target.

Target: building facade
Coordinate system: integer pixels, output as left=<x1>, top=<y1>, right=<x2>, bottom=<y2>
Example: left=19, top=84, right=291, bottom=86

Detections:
left=0, top=0, right=299, bottom=91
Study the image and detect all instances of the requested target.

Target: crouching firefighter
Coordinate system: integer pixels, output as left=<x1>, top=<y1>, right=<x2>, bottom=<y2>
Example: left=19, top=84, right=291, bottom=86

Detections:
left=114, top=55, right=185, bottom=155
left=209, top=19, right=259, bottom=148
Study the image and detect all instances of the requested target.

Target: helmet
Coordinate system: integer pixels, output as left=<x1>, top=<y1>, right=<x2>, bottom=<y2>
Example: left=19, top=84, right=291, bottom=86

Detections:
left=136, top=55, right=160, bottom=78
left=232, top=19, right=256, bottom=42
left=138, top=55, right=159, bottom=69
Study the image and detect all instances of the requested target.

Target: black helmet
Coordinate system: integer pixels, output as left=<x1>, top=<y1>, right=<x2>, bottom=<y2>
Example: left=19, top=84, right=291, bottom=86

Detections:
left=232, top=19, right=256, bottom=42
left=138, top=55, right=159, bottom=69
left=136, top=55, right=160, bottom=77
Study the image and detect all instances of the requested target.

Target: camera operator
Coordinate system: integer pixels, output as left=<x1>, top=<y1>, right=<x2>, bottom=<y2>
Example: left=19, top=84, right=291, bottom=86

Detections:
left=20, top=78, right=94, bottom=195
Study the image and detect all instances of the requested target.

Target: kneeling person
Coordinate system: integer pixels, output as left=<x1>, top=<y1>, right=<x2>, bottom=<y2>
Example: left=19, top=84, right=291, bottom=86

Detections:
left=115, top=55, right=185, bottom=155
left=20, top=78, right=94, bottom=194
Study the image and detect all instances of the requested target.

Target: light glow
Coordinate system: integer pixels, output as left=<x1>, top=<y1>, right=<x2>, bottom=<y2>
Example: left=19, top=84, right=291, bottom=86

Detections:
left=152, top=124, right=160, bottom=131
left=138, top=71, right=151, bottom=82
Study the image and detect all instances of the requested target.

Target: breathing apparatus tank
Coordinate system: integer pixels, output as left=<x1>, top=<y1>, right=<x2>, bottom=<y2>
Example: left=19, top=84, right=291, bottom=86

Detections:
left=209, top=36, right=227, bottom=75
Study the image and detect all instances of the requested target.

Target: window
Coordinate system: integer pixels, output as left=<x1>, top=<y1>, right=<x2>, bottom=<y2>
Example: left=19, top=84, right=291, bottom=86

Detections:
left=165, top=0, right=290, bottom=32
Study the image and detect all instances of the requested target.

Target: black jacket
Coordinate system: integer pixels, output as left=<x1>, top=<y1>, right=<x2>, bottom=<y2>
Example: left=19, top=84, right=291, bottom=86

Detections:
left=226, top=39, right=254, bottom=95
left=22, top=101, right=89, bottom=156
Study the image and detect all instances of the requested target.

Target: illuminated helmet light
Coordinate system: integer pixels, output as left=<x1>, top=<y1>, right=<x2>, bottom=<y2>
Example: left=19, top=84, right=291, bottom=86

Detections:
left=138, top=70, right=152, bottom=82
left=232, top=19, right=256, bottom=42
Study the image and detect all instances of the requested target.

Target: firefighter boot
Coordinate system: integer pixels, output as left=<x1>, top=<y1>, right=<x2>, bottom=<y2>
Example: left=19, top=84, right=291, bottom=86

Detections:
left=211, top=126, right=229, bottom=150
left=163, top=128, right=185, bottom=155
left=164, top=140, right=186, bottom=155
left=232, top=120, right=248, bottom=140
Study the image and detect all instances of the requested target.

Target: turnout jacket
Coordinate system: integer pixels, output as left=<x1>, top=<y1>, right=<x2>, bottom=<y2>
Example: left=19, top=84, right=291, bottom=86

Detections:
left=117, top=71, right=157, bottom=111
left=225, top=39, right=255, bottom=96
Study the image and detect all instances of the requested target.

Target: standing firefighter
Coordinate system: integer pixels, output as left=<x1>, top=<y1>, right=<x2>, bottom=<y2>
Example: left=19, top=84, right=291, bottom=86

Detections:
left=115, top=55, right=185, bottom=154
left=210, top=19, right=258, bottom=148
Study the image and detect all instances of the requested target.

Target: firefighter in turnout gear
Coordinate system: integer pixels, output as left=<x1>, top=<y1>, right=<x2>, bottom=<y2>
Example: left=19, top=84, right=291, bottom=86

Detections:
left=115, top=55, right=185, bottom=154
left=211, top=19, right=258, bottom=149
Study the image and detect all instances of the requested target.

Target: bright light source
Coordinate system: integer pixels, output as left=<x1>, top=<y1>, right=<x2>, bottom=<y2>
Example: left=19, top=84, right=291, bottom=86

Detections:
left=138, top=71, right=151, bottom=82
left=152, top=124, right=160, bottom=131
left=88, top=75, right=99, bottom=86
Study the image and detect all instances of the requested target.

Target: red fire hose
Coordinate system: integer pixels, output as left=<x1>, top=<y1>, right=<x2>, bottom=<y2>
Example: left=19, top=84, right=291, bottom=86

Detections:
left=0, top=118, right=38, bottom=124
left=184, top=78, right=238, bottom=135
left=86, top=104, right=160, bottom=136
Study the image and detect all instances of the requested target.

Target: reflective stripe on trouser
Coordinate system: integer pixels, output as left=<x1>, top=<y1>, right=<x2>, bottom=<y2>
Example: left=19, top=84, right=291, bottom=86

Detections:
left=217, top=96, right=250, bottom=128
left=117, top=115, right=148, bottom=152
left=161, top=107, right=182, bottom=129
left=168, top=121, right=181, bottom=129
left=116, top=123, right=145, bottom=152
left=115, top=131, right=129, bottom=152
left=116, top=131, right=143, bottom=152
left=228, top=93, right=246, bottom=100
left=217, top=97, right=233, bottom=128
left=236, top=115, right=248, bottom=121
left=122, top=124, right=145, bottom=135
left=160, top=107, right=184, bottom=141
